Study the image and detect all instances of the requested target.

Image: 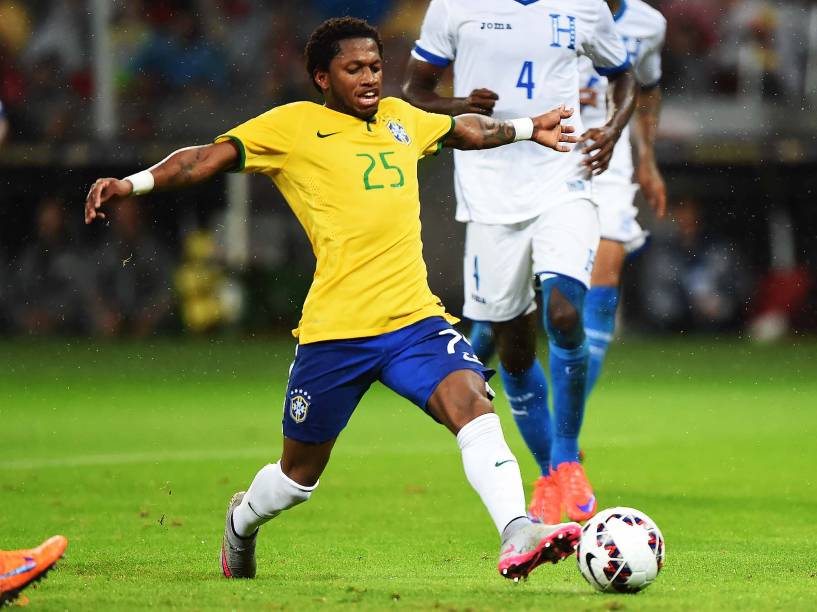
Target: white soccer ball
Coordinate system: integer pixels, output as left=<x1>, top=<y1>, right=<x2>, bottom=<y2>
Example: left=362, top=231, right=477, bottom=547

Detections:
left=576, top=507, right=665, bottom=593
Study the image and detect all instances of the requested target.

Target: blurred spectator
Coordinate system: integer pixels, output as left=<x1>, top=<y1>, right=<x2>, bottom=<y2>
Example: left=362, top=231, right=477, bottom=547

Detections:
left=22, top=1, right=87, bottom=76
left=716, top=0, right=807, bottom=100
left=22, top=54, right=89, bottom=141
left=175, top=230, right=232, bottom=333
left=660, top=0, right=812, bottom=99
left=660, top=0, right=721, bottom=95
left=0, top=98, right=7, bottom=146
left=311, top=0, right=394, bottom=24
left=130, top=8, right=228, bottom=93
left=638, top=197, right=751, bottom=331
left=93, top=201, right=174, bottom=337
left=10, top=196, right=94, bottom=335
left=0, top=1, right=31, bottom=55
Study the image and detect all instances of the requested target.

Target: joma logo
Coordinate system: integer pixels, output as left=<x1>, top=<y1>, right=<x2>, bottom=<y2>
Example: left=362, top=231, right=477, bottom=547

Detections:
left=481, top=22, right=513, bottom=30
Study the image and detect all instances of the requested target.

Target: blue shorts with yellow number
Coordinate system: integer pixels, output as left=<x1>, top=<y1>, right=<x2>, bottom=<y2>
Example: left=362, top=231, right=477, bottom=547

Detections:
left=282, top=317, right=494, bottom=443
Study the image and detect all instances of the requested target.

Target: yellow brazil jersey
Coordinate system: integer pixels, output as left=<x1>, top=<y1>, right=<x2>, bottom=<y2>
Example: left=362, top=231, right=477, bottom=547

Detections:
left=215, top=97, right=457, bottom=344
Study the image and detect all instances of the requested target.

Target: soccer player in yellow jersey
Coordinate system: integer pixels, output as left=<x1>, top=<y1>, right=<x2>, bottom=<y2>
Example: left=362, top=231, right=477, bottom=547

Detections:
left=85, top=17, right=582, bottom=582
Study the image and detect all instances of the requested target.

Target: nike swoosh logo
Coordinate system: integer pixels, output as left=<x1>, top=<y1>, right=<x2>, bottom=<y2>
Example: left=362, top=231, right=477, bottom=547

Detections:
left=584, top=552, right=606, bottom=588
left=577, top=495, right=596, bottom=514
left=495, top=459, right=517, bottom=468
left=316, top=130, right=341, bottom=138
left=0, top=557, right=36, bottom=579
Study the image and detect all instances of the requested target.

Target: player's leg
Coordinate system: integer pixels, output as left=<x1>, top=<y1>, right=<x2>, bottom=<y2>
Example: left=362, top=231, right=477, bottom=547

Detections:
left=430, top=371, right=578, bottom=579
left=533, top=198, right=600, bottom=522
left=463, top=221, right=554, bottom=499
left=222, top=340, right=375, bottom=578
left=585, top=239, right=626, bottom=396
left=379, top=318, right=579, bottom=580
left=468, top=319, right=496, bottom=364
left=584, top=182, right=644, bottom=399
left=492, top=312, right=560, bottom=524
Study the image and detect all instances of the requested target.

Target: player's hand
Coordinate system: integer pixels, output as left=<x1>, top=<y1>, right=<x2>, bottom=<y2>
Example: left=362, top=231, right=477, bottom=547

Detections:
left=637, top=159, right=667, bottom=219
left=459, top=88, right=499, bottom=116
left=84, top=178, right=132, bottom=224
left=580, top=125, right=622, bottom=175
left=579, top=87, right=599, bottom=108
left=531, top=106, right=578, bottom=152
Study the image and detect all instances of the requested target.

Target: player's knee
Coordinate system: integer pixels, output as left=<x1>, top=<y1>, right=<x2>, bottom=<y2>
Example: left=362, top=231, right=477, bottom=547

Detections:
left=494, top=317, right=537, bottom=374
left=547, top=298, right=579, bottom=335
left=498, top=351, right=535, bottom=376
left=542, top=276, right=587, bottom=349
left=457, top=391, right=495, bottom=431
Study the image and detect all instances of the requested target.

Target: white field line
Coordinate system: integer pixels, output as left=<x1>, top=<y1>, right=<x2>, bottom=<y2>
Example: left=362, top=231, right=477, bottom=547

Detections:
left=0, top=445, right=453, bottom=471
left=0, top=448, right=270, bottom=471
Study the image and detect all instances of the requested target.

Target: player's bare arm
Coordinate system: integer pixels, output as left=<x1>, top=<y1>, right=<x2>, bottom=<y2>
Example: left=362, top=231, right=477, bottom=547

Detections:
left=444, top=107, right=578, bottom=152
left=84, top=141, right=238, bottom=224
left=581, top=69, right=637, bottom=175
left=402, top=57, right=499, bottom=116
left=634, top=85, right=666, bottom=218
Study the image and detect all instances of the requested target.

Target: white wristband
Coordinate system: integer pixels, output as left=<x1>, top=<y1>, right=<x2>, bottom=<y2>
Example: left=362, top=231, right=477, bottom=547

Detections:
left=510, top=117, right=534, bottom=142
left=124, top=170, right=155, bottom=195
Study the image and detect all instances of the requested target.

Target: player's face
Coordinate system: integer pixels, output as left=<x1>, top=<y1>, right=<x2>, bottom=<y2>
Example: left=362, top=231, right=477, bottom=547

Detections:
left=319, top=38, right=382, bottom=120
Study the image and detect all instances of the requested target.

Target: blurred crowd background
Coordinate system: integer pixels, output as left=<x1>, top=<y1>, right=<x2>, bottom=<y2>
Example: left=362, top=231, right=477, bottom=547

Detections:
left=0, top=0, right=815, bottom=340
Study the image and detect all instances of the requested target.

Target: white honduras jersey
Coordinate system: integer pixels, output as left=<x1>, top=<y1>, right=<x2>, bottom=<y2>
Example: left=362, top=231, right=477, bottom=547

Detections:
left=579, top=0, right=666, bottom=186
left=413, top=0, right=630, bottom=224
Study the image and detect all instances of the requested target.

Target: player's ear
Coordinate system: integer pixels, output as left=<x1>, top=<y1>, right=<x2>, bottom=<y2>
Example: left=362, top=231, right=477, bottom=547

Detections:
left=313, top=69, right=330, bottom=94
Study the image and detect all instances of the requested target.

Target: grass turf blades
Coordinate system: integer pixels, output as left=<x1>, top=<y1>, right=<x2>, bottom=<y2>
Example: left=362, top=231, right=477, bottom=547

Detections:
left=1, top=338, right=816, bottom=610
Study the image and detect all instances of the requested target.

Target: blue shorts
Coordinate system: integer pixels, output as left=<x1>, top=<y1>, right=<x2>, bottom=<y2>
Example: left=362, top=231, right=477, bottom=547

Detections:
left=282, top=317, right=494, bottom=443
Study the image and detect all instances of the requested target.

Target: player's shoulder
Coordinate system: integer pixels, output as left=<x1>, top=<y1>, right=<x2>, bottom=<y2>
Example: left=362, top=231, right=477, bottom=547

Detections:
left=624, top=0, right=667, bottom=37
left=570, top=0, right=619, bottom=25
left=380, top=97, right=424, bottom=118
left=257, top=101, right=320, bottom=121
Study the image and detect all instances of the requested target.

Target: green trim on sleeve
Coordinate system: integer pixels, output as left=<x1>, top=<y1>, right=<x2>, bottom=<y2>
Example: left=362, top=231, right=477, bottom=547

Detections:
left=216, top=134, right=247, bottom=172
left=432, top=116, right=456, bottom=156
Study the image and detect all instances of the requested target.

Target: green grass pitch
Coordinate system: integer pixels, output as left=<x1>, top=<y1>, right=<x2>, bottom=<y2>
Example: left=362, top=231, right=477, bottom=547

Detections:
left=2, top=337, right=816, bottom=610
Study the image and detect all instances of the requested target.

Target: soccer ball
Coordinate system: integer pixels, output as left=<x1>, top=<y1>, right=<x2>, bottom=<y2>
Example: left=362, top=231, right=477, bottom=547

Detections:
left=576, top=507, right=665, bottom=593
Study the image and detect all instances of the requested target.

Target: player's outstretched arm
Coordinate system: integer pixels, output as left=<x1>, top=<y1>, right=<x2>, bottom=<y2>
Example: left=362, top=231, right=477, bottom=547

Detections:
left=443, top=107, right=577, bottom=152
left=84, top=141, right=239, bottom=224
left=402, top=57, right=499, bottom=117
left=581, top=70, right=637, bottom=175
left=634, top=85, right=666, bottom=218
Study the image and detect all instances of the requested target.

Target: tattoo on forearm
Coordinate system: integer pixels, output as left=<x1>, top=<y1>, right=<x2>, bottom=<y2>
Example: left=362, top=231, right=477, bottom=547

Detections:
left=179, top=149, right=203, bottom=183
left=479, top=117, right=516, bottom=147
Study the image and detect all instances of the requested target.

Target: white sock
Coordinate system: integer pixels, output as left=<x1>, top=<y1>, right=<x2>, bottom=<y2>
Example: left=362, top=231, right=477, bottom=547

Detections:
left=457, top=413, right=527, bottom=536
left=232, top=462, right=317, bottom=537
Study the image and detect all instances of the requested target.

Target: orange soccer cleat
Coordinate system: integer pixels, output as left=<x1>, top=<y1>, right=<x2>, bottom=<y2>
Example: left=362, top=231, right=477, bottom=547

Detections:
left=553, top=462, right=597, bottom=522
left=528, top=474, right=563, bottom=525
left=0, top=535, right=68, bottom=606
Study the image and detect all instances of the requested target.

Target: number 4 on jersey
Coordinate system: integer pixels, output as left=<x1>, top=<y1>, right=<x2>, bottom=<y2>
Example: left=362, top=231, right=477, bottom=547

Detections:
left=517, top=61, right=535, bottom=99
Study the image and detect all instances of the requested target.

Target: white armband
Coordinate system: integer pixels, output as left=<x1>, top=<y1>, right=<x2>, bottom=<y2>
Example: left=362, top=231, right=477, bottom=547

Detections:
left=510, top=117, right=534, bottom=142
left=123, top=170, right=155, bottom=195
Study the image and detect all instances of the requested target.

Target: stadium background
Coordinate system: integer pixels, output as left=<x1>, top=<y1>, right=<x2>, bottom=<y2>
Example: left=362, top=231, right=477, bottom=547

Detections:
left=1, top=0, right=816, bottom=338
left=2, top=2, right=817, bottom=610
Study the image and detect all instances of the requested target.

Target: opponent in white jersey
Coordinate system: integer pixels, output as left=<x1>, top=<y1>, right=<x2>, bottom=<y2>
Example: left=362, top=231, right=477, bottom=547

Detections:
left=404, top=0, right=637, bottom=525
left=578, top=0, right=667, bottom=403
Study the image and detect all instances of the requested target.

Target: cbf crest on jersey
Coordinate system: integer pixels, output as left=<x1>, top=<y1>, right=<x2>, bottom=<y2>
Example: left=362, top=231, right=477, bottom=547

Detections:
left=387, top=120, right=411, bottom=145
left=289, top=388, right=311, bottom=423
